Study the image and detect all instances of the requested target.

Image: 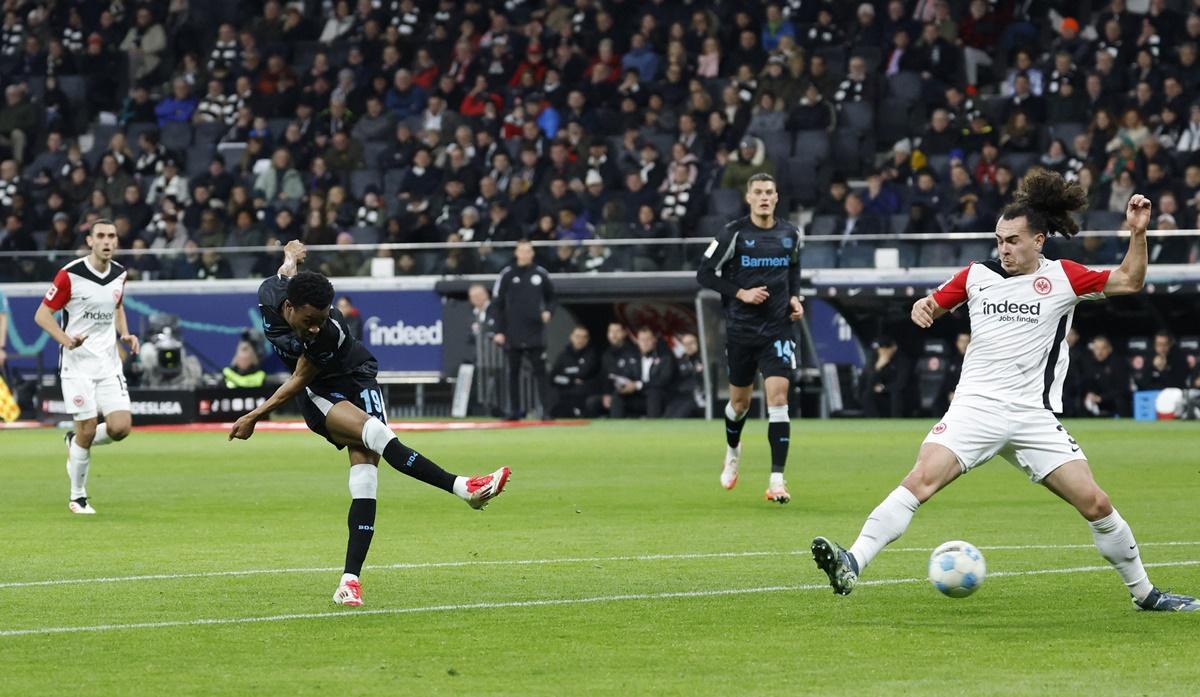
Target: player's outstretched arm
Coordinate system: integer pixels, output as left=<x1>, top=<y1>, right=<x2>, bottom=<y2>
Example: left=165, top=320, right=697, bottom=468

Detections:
left=1103, top=194, right=1151, bottom=297
left=276, top=240, right=307, bottom=278
left=114, top=305, right=139, bottom=354
left=229, top=354, right=320, bottom=440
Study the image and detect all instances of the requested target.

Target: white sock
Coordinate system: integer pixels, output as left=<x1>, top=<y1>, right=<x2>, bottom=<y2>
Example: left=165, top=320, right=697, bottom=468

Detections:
left=340, top=572, right=359, bottom=585
left=848, top=486, right=921, bottom=572
left=348, top=464, right=378, bottom=499
left=724, top=402, right=748, bottom=421
left=769, top=472, right=785, bottom=487
left=67, top=441, right=91, bottom=499
left=1089, top=509, right=1153, bottom=601
left=452, top=476, right=469, bottom=498
left=92, top=423, right=113, bottom=446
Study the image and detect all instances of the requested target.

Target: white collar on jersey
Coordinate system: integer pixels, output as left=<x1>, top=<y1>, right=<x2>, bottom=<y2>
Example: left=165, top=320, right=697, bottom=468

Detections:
left=83, top=256, right=115, bottom=279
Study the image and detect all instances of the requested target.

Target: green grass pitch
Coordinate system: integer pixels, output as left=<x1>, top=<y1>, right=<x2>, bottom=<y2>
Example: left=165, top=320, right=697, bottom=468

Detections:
left=2, top=419, right=1198, bottom=696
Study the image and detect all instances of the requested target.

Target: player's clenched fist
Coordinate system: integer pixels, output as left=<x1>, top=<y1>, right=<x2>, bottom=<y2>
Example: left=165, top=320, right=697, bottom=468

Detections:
left=736, top=286, right=770, bottom=305
left=911, top=296, right=938, bottom=328
left=229, top=414, right=258, bottom=441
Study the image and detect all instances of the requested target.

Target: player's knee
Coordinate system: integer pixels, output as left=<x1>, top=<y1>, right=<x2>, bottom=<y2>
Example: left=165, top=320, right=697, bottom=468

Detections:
left=729, top=395, right=750, bottom=413
left=75, top=423, right=97, bottom=442
left=109, top=424, right=131, bottom=441
left=1079, top=489, right=1113, bottom=521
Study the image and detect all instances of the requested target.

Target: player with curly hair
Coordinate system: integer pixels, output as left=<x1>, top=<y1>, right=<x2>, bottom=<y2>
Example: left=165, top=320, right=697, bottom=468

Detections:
left=230, top=241, right=510, bottom=607
left=811, top=169, right=1198, bottom=611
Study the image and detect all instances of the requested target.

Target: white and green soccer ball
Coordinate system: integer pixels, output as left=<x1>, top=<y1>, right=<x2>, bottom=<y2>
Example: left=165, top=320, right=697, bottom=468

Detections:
left=928, top=540, right=986, bottom=598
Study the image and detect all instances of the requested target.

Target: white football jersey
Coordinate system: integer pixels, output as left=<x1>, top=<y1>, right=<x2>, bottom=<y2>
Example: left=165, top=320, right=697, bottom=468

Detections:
left=42, top=257, right=128, bottom=379
left=933, top=258, right=1110, bottom=412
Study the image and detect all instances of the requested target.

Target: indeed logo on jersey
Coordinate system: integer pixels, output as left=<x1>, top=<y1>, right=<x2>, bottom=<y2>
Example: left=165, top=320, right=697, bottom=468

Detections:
left=365, top=317, right=443, bottom=346
left=81, top=310, right=115, bottom=321
left=981, top=299, right=1042, bottom=324
left=741, top=255, right=789, bottom=268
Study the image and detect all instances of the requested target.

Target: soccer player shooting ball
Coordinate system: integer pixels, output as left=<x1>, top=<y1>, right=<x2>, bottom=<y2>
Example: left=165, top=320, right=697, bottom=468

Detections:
left=229, top=241, right=510, bottom=607
left=812, top=169, right=1198, bottom=612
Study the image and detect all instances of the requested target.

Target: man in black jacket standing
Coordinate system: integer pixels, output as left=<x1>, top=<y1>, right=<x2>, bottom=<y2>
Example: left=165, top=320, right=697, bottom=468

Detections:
left=493, top=240, right=555, bottom=419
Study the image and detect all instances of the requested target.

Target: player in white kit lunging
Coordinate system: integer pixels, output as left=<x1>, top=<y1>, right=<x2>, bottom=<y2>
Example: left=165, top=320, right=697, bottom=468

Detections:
left=34, top=220, right=139, bottom=515
left=812, top=169, right=1198, bottom=611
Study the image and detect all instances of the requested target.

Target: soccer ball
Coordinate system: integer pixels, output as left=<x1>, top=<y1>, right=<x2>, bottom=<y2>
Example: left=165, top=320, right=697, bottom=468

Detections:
left=928, top=540, right=986, bottom=598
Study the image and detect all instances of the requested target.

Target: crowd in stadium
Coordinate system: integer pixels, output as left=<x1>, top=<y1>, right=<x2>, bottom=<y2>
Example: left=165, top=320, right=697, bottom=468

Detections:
left=0, top=0, right=1197, bottom=283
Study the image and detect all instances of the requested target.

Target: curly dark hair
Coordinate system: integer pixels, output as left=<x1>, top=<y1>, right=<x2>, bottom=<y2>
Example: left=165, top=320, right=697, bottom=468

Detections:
left=999, top=167, right=1088, bottom=238
left=286, top=270, right=334, bottom=310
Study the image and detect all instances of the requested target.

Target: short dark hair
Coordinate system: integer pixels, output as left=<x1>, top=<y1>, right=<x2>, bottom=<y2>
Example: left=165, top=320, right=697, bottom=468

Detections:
left=88, top=218, right=117, bottom=234
left=746, top=172, right=775, bottom=190
left=287, top=271, right=334, bottom=310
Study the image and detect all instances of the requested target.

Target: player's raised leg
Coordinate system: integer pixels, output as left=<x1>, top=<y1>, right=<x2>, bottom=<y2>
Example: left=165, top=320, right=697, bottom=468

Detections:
left=764, top=376, right=791, bottom=503
left=323, top=401, right=510, bottom=509
left=813, top=443, right=960, bottom=594
left=1041, top=460, right=1199, bottom=611
left=721, top=384, right=750, bottom=489
left=333, top=446, right=379, bottom=606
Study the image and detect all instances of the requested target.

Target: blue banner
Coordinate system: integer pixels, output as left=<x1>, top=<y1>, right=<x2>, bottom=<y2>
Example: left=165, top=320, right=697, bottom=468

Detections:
left=804, top=298, right=865, bottom=368
left=4, top=288, right=444, bottom=375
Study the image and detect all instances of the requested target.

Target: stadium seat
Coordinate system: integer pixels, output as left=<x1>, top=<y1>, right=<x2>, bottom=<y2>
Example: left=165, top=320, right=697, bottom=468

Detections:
left=57, top=76, right=86, bottom=108
left=876, top=98, right=914, bottom=148
left=161, top=122, right=193, bottom=153
left=349, top=225, right=380, bottom=245
left=1085, top=210, right=1124, bottom=231
left=849, top=46, right=882, bottom=74
left=838, top=101, right=874, bottom=134
left=1048, top=121, right=1086, bottom=148
left=895, top=241, right=921, bottom=267
left=193, top=122, right=226, bottom=145
left=383, top=167, right=408, bottom=201
left=815, top=46, right=847, bottom=74
left=957, top=241, right=995, bottom=266
left=364, top=141, right=389, bottom=169
left=831, top=130, right=869, bottom=176
left=838, top=244, right=875, bottom=268
left=785, top=157, right=820, bottom=207
left=802, top=241, right=838, bottom=268
left=887, top=71, right=922, bottom=103
left=187, top=144, right=216, bottom=178
left=124, top=122, right=157, bottom=146
left=927, top=154, right=951, bottom=179
left=216, top=142, right=247, bottom=170
left=709, top=188, right=743, bottom=217
left=808, top=215, right=838, bottom=237
left=266, top=118, right=292, bottom=138
left=697, top=215, right=726, bottom=238
left=1000, top=153, right=1037, bottom=177
left=920, top=242, right=958, bottom=266
left=228, top=254, right=258, bottom=279
left=350, top=169, right=382, bottom=200
left=792, top=130, right=831, bottom=164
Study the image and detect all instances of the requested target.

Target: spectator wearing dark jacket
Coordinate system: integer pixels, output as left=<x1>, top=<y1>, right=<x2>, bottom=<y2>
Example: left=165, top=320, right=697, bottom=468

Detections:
left=1080, top=335, right=1130, bottom=417
left=549, top=325, right=601, bottom=418
left=611, top=327, right=677, bottom=419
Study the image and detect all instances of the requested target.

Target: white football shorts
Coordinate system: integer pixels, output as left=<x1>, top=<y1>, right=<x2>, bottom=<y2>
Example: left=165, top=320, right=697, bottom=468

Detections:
left=922, top=395, right=1086, bottom=483
left=61, top=374, right=131, bottom=421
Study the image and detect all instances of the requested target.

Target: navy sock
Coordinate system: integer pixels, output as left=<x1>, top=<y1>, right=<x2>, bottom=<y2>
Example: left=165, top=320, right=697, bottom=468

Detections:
left=382, top=440, right=456, bottom=492
left=344, top=498, right=376, bottom=576
left=725, top=414, right=747, bottom=448
left=768, top=420, right=789, bottom=474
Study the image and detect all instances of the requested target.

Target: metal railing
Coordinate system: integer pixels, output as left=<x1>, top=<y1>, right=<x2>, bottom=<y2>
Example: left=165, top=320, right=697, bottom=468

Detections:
left=1, top=229, right=1196, bottom=279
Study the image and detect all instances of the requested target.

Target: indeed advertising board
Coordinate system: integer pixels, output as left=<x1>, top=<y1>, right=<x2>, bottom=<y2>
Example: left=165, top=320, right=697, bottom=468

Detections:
left=3, top=281, right=444, bottom=376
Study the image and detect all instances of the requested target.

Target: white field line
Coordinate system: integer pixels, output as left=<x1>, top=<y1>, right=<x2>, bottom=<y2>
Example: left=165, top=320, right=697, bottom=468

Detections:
left=3, top=541, right=1200, bottom=590
left=2, top=560, right=1198, bottom=638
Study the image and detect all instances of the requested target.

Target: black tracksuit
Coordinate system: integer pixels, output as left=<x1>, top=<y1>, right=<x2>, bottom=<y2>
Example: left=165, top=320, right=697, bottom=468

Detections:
left=492, top=262, right=556, bottom=416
